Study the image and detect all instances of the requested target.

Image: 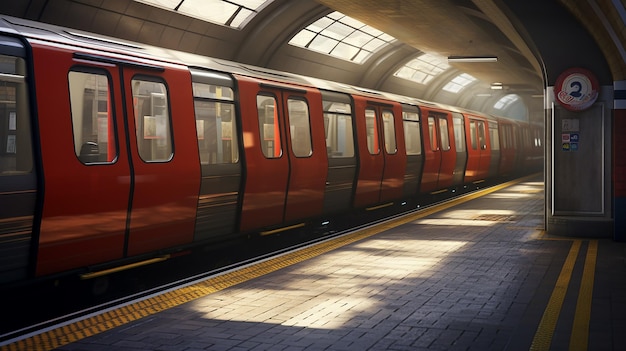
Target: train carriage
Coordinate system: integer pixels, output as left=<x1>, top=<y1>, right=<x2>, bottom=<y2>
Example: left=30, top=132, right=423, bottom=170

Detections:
left=0, top=15, right=542, bottom=287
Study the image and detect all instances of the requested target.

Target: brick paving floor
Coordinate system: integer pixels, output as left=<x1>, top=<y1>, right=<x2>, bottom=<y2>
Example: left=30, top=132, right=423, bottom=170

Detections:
left=52, top=178, right=625, bottom=351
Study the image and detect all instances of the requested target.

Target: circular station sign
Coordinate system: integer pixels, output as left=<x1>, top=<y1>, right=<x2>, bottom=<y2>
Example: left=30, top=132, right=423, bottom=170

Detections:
left=554, top=67, right=599, bottom=111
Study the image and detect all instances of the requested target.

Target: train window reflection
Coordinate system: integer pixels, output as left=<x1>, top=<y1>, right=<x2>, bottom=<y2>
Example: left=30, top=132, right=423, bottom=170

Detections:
left=257, top=95, right=282, bottom=158
left=68, top=70, right=117, bottom=164
left=365, top=108, right=379, bottom=154
left=287, top=98, right=312, bottom=157
left=403, top=111, right=421, bottom=156
left=131, top=79, right=173, bottom=162
left=382, top=110, right=396, bottom=154
left=193, top=83, right=238, bottom=164
left=0, top=56, right=33, bottom=175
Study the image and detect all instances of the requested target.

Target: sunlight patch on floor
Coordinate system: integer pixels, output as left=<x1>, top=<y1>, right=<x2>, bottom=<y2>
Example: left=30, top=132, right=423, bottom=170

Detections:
left=191, top=239, right=467, bottom=329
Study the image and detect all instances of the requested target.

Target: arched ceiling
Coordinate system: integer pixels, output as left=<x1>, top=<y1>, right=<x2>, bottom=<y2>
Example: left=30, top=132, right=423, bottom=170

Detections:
left=0, top=0, right=621, bottom=124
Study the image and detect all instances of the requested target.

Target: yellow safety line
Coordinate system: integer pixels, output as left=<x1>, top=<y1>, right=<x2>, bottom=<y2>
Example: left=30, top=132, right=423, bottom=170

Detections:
left=570, top=240, right=597, bottom=351
left=0, top=175, right=535, bottom=351
left=530, top=240, right=581, bottom=351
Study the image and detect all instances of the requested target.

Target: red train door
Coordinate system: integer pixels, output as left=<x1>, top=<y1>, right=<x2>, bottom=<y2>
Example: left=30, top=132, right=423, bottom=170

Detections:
left=121, top=64, right=200, bottom=256
left=465, top=117, right=491, bottom=182
left=419, top=108, right=456, bottom=192
left=236, top=76, right=326, bottom=232
left=33, top=45, right=131, bottom=275
left=353, top=96, right=405, bottom=208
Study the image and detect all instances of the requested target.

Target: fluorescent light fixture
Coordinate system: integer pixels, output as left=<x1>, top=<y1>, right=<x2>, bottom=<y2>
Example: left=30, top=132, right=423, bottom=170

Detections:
left=448, top=56, right=498, bottom=63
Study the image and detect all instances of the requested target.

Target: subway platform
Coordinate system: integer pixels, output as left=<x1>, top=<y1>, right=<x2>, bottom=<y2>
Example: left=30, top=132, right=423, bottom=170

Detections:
left=4, top=175, right=626, bottom=351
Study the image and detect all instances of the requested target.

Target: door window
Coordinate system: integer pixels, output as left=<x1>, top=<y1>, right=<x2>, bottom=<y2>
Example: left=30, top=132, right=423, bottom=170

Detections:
left=323, top=100, right=354, bottom=158
left=192, top=82, right=238, bottom=164
left=69, top=70, right=116, bottom=164
left=287, top=98, right=312, bottom=157
left=428, top=117, right=437, bottom=151
left=438, top=117, right=450, bottom=151
left=452, top=114, right=465, bottom=153
left=131, top=78, right=173, bottom=162
left=257, top=94, right=281, bottom=158
left=365, top=108, right=379, bottom=154
left=489, top=123, right=500, bottom=150
left=402, top=111, right=421, bottom=155
left=478, top=121, right=486, bottom=149
left=470, top=120, right=477, bottom=150
left=382, top=110, right=397, bottom=154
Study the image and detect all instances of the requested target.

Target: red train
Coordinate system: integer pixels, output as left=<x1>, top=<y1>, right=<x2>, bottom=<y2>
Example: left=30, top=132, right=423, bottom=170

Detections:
left=0, top=16, right=542, bottom=286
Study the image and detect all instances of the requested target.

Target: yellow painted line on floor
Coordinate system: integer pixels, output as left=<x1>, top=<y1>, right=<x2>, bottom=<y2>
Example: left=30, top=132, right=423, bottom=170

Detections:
left=530, top=240, right=581, bottom=351
left=1, top=176, right=534, bottom=351
left=570, top=240, right=597, bottom=351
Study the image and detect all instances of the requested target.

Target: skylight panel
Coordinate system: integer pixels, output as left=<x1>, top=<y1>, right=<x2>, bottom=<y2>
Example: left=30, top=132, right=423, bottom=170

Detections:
left=494, top=94, right=520, bottom=109
left=393, top=53, right=450, bottom=85
left=135, top=0, right=270, bottom=29
left=289, top=11, right=396, bottom=64
left=442, top=73, right=477, bottom=93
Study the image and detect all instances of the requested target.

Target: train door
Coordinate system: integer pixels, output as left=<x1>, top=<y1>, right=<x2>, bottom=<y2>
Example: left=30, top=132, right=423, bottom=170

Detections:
left=121, top=63, right=200, bottom=256
left=0, top=38, right=37, bottom=283
left=236, top=76, right=327, bottom=232
left=498, top=121, right=515, bottom=176
left=465, top=117, right=490, bottom=182
left=401, top=104, right=424, bottom=198
left=321, top=91, right=358, bottom=214
left=451, top=113, right=467, bottom=186
left=420, top=109, right=456, bottom=192
left=488, top=121, right=500, bottom=177
left=189, top=69, right=242, bottom=241
left=32, top=45, right=131, bottom=275
left=353, top=96, right=405, bottom=208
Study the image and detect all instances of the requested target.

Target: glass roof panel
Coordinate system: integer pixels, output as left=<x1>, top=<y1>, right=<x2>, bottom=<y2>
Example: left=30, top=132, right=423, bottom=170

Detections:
left=325, top=22, right=355, bottom=40
left=393, top=53, right=450, bottom=85
left=288, top=11, right=396, bottom=64
left=309, top=35, right=339, bottom=53
left=442, top=73, right=477, bottom=93
left=135, top=0, right=271, bottom=29
left=494, top=94, right=520, bottom=109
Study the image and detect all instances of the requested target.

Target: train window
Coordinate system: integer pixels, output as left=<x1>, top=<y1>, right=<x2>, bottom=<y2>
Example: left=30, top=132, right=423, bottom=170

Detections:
left=469, top=121, right=477, bottom=150
left=402, top=111, right=421, bottom=155
left=192, top=83, right=238, bottom=164
left=257, top=95, right=282, bottom=158
left=323, top=100, right=354, bottom=158
left=287, top=98, right=312, bottom=157
left=428, top=117, right=437, bottom=151
left=438, top=118, right=450, bottom=151
left=69, top=70, right=117, bottom=164
left=365, top=108, right=379, bottom=154
left=0, top=56, right=33, bottom=175
left=131, top=78, right=173, bottom=162
left=382, top=110, right=397, bottom=154
left=489, top=123, right=500, bottom=150
left=452, top=114, right=465, bottom=153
